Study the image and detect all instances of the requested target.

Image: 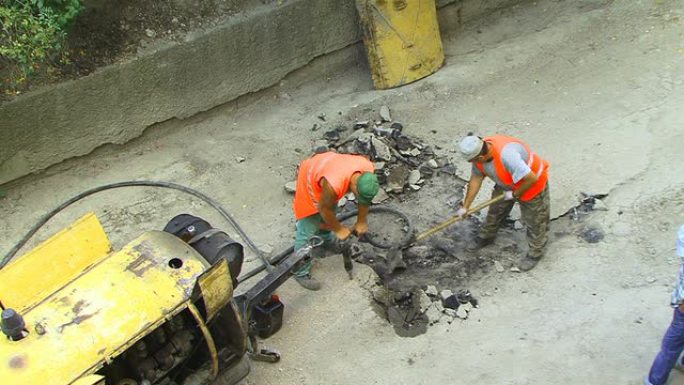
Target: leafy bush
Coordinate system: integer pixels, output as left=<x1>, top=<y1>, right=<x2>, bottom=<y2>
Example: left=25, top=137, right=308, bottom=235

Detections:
left=0, top=0, right=83, bottom=94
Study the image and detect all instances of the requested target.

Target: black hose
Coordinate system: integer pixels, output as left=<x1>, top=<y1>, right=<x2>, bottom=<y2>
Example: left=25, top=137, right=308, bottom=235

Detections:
left=236, top=206, right=414, bottom=283
left=0, top=181, right=272, bottom=271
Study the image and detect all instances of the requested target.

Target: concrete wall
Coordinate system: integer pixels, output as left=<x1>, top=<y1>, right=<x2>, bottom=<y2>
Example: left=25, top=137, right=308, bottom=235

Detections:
left=0, top=0, right=520, bottom=185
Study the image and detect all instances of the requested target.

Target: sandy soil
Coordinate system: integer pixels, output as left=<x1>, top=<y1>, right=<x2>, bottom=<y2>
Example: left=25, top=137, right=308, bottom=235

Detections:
left=2, top=0, right=684, bottom=384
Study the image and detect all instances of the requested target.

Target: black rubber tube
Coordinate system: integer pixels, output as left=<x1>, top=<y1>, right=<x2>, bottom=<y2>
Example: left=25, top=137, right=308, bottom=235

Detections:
left=0, top=181, right=273, bottom=271
left=236, top=206, right=414, bottom=284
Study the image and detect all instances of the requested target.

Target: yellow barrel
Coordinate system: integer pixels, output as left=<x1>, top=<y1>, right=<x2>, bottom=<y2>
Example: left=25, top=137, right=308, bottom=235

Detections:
left=356, top=0, right=445, bottom=89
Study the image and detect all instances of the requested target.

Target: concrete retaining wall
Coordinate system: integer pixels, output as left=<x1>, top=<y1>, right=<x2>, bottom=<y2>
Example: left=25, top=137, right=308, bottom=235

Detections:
left=0, top=0, right=520, bottom=185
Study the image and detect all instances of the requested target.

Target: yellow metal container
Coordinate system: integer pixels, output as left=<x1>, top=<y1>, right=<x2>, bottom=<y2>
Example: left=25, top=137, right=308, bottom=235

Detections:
left=356, top=0, right=445, bottom=89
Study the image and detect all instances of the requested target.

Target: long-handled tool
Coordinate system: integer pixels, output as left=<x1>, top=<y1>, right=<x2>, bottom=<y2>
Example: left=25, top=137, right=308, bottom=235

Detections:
left=415, top=193, right=506, bottom=242
left=377, top=194, right=507, bottom=276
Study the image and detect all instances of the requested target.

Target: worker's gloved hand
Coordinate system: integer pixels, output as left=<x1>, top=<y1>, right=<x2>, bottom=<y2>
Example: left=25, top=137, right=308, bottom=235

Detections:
left=351, top=222, right=369, bottom=238
left=504, top=190, right=515, bottom=201
left=456, top=207, right=468, bottom=219
left=334, top=226, right=352, bottom=241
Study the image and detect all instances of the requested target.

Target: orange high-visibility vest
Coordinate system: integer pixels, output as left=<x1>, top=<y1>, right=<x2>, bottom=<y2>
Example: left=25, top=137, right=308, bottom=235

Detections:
left=475, top=135, right=549, bottom=201
left=293, top=153, right=374, bottom=219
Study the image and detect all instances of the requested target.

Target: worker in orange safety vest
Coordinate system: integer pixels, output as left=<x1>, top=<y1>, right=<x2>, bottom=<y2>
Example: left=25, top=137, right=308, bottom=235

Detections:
left=457, top=134, right=550, bottom=271
left=292, top=152, right=379, bottom=290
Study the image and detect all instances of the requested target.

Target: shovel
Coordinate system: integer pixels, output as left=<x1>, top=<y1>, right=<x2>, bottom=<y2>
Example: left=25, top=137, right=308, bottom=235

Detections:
left=415, top=193, right=506, bottom=242
left=379, top=193, right=507, bottom=275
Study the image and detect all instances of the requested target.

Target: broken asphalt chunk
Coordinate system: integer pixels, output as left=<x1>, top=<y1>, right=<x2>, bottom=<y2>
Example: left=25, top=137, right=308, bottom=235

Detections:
left=380, top=105, right=392, bottom=122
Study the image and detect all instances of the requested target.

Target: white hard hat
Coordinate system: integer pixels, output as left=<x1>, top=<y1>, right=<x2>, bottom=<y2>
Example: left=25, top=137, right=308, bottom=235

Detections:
left=677, top=224, right=684, bottom=257
left=459, top=135, right=484, bottom=161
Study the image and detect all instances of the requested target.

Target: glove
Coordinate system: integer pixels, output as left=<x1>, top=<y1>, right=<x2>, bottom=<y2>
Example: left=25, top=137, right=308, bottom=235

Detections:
left=456, top=207, right=468, bottom=218
left=504, top=190, right=515, bottom=201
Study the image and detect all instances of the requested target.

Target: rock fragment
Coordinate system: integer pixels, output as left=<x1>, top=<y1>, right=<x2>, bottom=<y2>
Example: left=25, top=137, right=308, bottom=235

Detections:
left=419, top=291, right=432, bottom=313
left=372, top=188, right=390, bottom=204
left=408, top=170, right=421, bottom=185
left=456, top=306, right=468, bottom=319
left=371, top=136, right=392, bottom=161
left=425, top=305, right=442, bottom=324
left=439, top=289, right=453, bottom=302
left=284, top=181, right=297, bottom=193
left=380, top=105, right=392, bottom=122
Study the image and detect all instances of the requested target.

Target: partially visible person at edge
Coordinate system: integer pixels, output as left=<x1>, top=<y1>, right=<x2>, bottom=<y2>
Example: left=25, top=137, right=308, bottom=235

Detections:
left=645, top=225, right=684, bottom=385
left=456, top=133, right=550, bottom=271
left=292, top=152, right=379, bottom=291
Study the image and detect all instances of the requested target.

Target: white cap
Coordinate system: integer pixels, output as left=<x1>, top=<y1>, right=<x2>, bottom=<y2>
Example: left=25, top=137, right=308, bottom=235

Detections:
left=677, top=224, right=684, bottom=257
left=459, top=136, right=484, bottom=161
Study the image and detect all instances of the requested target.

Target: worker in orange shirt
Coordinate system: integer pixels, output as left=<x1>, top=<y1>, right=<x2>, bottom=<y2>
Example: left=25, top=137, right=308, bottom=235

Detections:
left=292, top=152, right=379, bottom=290
left=457, top=134, right=550, bottom=271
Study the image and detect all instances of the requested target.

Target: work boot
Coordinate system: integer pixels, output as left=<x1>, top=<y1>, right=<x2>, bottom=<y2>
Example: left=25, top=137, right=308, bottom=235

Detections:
left=466, top=236, right=495, bottom=251
left=294, top=275, right=321, bottom=291
left=517, top=254, right=541, bottom=271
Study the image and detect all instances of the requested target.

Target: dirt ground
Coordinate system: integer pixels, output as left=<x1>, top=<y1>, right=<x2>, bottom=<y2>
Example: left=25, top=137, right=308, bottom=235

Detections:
left=2, top=0, right=684, bottom=384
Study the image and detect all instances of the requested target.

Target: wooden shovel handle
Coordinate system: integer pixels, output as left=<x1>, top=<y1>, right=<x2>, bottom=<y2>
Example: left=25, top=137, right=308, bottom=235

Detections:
left=415, top=194, right=506, bottom=242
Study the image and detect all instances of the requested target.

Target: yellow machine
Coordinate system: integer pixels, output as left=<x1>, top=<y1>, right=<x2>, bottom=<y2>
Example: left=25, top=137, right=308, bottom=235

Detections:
left=0, top=212, right=309, bottom=385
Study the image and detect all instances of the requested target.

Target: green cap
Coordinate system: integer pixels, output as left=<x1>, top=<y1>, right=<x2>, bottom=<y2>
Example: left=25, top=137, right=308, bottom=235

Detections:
left=356, top=172, right=379, bottom=205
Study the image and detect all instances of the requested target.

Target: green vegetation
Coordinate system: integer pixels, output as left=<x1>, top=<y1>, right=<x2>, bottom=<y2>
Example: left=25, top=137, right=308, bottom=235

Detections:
left=0, top=0, right=83, bottom=94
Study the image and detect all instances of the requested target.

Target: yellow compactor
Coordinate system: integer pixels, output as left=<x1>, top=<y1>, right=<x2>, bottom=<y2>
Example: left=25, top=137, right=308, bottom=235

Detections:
left=0, top=212, right=307, bottom=385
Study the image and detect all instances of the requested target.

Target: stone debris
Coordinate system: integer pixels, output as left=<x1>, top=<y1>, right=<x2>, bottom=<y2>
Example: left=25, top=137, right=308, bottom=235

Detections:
left=371, top=136, right=392, bottom=161
left=456, top=306, right=468, bottom=319
left=372, top=188, right=390, bottom=204
left=284, top=181, right=297, bottom=193
left=374, top=161, right=386, bottom=170
left=514, top=220, right=524, bottom=230
left=408, top=169, right=421, bottom=185
left=443, top=295, right=460, bottom=310
left=380, top=105, right=392, bottom=122
left=318, top=112, right=327, bottom=121
left=354, top=121, right=369, bottom=129
left=345, top=192, right=356, bottom=201
left=425, top=305, right=442, bottom=324
left=439, top=289, right=453, bottom=302
left=427, top=159, right=439, bottom=168
left=337, top=197, right=348, bottom=208
left=386, top=165, right=410, bottom=193
left=581, top=226, right=604, bottom=243
left=460, top=302, right=474, bottom=313
left=419, top=291, right=432, bottom=313
left=312, top=139, right=329, bottom=154
left=494, top=260, right=505, bottom=273
left=235, top=156, right=246, bottom=163
left=409, top=184, right=421, bottom=191
left=145, top=28, right=156, bottom=38
left=258, top=243, right=274, bottom=255
left=425, top=285, right=439, bottom=297
left=510, top=266, right=521, bottom=273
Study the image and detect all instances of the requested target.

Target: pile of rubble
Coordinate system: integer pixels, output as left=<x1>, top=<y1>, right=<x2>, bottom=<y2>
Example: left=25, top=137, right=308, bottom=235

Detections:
left=414, top=286, right=478, bottom=324
left=285, top=105, right=457, bottom=203
left=371, top=283, right=479, bottom=336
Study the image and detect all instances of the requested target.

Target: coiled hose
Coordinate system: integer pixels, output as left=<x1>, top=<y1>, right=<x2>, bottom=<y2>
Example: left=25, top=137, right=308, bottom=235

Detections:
left=237, top=206, right=414, bottom=283
left=0, top=181, right=414, bottom=284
